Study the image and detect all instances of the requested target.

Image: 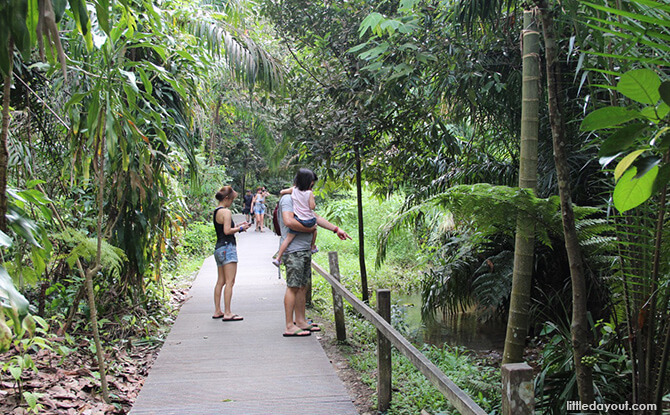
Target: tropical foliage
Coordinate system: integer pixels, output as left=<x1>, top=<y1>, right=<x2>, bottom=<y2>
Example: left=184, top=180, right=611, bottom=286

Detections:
left=1, top=0, right=286, bottom=410
left=262, top=0, right=668, bottom=411
left=1, top=0, right=669, bottom=412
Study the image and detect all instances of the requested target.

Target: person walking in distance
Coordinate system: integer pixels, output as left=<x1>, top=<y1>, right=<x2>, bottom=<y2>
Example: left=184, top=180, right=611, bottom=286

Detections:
left=212, top=186, right=250, bottom=321
left=242, top=189, right=253, bottom=224
left=251, top=187, right=267, bottom=232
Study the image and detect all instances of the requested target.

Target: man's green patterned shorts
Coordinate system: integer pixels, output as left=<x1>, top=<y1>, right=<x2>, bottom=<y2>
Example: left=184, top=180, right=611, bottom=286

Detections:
left=284, top=250, right=312, bottom=288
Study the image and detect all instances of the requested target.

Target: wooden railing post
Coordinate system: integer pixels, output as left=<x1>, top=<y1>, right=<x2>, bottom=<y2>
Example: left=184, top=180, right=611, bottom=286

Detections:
left=328, top=252, right=347, bottom=342
left=501, top=363, right=534, bottom=415
left=311, top=260, right=488, bottom=415
left=377, top=289, right=392, bottom=412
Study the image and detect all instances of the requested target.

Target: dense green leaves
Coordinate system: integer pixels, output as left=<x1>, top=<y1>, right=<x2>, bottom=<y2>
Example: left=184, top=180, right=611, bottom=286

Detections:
left=579, top=4, right=670, bottom=406
left=581, top=68, right=668, bottom=212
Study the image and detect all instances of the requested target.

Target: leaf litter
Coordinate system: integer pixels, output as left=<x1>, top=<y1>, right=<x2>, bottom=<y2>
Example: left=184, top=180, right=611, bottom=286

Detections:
left=0, top=285, right=191, bottom=414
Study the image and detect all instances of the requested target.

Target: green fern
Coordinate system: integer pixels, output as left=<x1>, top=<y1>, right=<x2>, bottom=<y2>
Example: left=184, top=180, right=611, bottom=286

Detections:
left=471, top=250, right=514, bottom=320
left=389, top=183, right=618, bottom=323
left=379, top=183, right=603, bottom=266
left=55, top=229, right=127, bottom=280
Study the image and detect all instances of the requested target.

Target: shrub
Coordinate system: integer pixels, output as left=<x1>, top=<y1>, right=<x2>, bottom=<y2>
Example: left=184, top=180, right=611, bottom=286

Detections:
left=181, top=221, right=216, bottom=258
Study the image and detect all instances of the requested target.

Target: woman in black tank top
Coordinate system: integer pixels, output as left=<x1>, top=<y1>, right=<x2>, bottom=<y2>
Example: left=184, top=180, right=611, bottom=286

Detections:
left=212, top=186, right=250, bottom=320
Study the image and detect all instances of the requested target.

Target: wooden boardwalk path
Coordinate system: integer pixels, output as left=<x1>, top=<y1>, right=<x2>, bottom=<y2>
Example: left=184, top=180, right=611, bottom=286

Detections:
left=130, top=220, right=358, bottom=415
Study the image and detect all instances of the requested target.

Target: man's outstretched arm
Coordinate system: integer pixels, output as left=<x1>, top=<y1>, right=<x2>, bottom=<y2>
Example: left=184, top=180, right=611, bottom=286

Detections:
left=315, top=214, right=352, bottom=240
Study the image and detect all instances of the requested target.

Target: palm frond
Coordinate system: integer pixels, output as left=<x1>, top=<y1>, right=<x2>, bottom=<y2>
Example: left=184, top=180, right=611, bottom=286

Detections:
left=581, top=0, right=670, bottom=67
left=175, top=6, right=284, bottom=92
left=173, top=0, right=284, bottom=91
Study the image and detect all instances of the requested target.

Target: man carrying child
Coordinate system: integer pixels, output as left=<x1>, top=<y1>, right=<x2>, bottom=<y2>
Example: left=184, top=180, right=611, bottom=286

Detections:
left=277, top=168, right=351, bottom=337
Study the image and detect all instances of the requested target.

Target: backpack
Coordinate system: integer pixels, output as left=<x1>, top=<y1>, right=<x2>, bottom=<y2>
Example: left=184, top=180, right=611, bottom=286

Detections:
left=272, top=203, right=282, bottom=236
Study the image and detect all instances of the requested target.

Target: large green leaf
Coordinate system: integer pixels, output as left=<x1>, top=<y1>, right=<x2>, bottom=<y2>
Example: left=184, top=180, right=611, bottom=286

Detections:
left=640, top=102, right=670, bottom=123
left=68, top=0, right=89, bottom=36
left=93, top=0, right=110, bottom=35
left=617, top=69, right=661, bottom=105
left=598, top=123, right=647, bottom=156
left=359, top=12, right=384, bottom=37
left=26, top=0, right=38, bottom=47
left=53, top=0, right=68, bottom=22
left=615, top=149, right=645, bottom=181
left=0, top=267, right=29, bottom=313
left=581, top=107, right=641, bottom=131
left=613, top=166, right=659, bottom=212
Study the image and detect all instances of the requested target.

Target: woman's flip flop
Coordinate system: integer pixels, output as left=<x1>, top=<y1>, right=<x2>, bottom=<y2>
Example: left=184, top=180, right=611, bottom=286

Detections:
left=283, top=329, right=311, bottom=337
left=222, top=314, right=244, bottom=321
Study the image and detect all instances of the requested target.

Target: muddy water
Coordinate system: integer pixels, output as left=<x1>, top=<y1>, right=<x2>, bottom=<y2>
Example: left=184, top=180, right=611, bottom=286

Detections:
left=396, top=294, right=507, bottom=351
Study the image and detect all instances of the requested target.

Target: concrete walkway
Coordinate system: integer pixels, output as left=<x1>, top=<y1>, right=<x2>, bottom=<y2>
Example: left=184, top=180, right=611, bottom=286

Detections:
left=130, top=220, right=358, bottom=415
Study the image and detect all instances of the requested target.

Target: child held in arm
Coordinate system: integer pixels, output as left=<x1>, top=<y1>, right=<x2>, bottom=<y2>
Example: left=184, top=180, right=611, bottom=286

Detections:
left=272, top=171, right=318, bottom=267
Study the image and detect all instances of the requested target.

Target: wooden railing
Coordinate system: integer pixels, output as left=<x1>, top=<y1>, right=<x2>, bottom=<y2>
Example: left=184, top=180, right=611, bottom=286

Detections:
left=312, top=251, right=534, bottom=415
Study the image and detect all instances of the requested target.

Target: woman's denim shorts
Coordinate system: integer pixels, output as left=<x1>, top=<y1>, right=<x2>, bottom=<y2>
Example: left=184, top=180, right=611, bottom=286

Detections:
left=214, top=243, right=238, bottom=266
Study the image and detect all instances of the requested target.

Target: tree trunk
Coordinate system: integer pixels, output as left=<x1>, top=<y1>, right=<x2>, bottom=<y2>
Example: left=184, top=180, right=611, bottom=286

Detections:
left=87, top=106, right=110, bottom=403
left=209, top=96, right=222, bottom=166
left=651, top=153, right=669, bottom=413
left=537, top=1, right=594, bottom=403
left=0, top=39, right=13, bottom=233
left=355, top=144, right=369, bottom=303
left=503, top=9, right=540, bottom=364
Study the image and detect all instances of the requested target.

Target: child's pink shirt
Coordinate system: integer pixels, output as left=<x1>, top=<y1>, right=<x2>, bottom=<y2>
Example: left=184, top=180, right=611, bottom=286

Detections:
left=291, top=189, right=315, bottom=220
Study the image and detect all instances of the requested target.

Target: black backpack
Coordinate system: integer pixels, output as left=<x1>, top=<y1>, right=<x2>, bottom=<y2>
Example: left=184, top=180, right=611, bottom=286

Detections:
left=272, top=203, right=281, bottom=236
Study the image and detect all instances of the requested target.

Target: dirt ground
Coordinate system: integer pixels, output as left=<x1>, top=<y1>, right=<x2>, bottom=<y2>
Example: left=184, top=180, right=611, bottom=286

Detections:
left=314, top=317, right=377, bottom=415
left=0, top=285, right=191, bottom=415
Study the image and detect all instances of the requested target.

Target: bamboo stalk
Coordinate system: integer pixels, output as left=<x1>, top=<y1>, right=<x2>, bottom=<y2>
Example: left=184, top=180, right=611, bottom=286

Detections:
left=503, top=9, right=540, bottom=364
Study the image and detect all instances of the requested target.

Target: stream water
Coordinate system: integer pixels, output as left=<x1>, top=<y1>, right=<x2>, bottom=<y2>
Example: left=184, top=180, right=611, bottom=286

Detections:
left=396, top=294, right=507, bottom=351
